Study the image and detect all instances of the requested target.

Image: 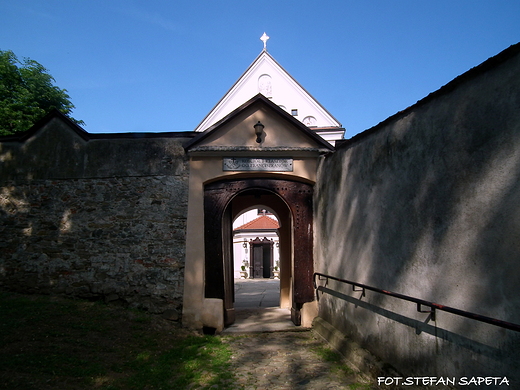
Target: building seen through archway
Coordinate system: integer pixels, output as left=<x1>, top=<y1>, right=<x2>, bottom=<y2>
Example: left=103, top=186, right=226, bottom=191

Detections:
left=233, top=209, right=280, bottom=280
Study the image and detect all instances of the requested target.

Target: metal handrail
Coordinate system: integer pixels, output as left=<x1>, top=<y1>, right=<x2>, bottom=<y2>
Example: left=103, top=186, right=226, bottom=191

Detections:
left=313, top=272, right=520, bottom=332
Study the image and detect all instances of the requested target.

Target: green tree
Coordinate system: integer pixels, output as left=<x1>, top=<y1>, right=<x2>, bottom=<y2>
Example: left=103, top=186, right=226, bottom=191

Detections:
left=0, top=50, right=84, bottom=136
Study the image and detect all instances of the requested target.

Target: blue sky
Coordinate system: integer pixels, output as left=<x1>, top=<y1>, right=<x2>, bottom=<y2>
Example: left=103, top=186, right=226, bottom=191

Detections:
left=2, top=1, right=519, bottom=138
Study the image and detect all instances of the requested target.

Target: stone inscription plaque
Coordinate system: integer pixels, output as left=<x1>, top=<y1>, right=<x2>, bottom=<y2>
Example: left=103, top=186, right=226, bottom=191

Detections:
left=223, top=157, right=293, bottom=172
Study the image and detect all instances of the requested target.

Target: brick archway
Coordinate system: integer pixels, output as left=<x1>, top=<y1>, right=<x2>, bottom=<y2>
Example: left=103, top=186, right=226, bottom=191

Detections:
left=204, top=178, right=314, bottom=326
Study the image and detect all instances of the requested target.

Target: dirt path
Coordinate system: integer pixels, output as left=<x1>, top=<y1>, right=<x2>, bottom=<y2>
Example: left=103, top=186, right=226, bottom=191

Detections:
left=221, top=330, right=374, bottom=390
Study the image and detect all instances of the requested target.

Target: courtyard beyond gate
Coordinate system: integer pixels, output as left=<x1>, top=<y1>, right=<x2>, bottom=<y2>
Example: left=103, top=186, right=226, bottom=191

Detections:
left=222, top=279, right=297, bottom=334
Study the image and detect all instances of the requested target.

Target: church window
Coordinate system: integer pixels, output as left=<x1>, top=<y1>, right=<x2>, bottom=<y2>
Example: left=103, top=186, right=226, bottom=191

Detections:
left=291, top=109, right=298, bottom=116
left=303, top=116, right=317, bottom=126
left=258, top=74, right=272, bottom=98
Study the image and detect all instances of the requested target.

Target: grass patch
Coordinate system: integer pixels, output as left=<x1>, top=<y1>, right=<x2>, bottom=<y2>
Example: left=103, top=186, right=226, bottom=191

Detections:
left=313, top=344, right=354, bottom=376
left=312, top=344, right=375, bottom=390
left=0, top=291, right=232, bottom=389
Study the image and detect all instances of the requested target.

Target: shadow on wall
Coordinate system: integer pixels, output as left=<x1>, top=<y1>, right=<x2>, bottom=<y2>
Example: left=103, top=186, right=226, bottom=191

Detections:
left=0, top=116, right=190, bottom=316
left=316, top=285, right=508, bottom=360
left=0, top=178, right=185, bottom=314
left=314, top=44, right=520, bottom=380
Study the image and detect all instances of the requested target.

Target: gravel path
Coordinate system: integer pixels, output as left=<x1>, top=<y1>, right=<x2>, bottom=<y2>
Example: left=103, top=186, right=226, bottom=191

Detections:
left=221, top=330, right=374, bottom=390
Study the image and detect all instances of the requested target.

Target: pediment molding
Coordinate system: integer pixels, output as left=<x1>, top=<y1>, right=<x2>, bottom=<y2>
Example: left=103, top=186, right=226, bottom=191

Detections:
left=185, top=94, right=334, bottom=154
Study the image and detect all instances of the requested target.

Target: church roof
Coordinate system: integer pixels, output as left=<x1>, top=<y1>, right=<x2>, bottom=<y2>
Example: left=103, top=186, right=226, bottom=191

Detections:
left=194, top=48, right=342, bottom=133
left=234, top=215, right=280, bottom=231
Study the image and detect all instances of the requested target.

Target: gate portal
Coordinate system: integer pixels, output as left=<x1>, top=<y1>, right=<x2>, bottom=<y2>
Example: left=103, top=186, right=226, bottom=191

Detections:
left=182, top=94, right=334, bottom=332
left=204, top=178, right=314, bottom=326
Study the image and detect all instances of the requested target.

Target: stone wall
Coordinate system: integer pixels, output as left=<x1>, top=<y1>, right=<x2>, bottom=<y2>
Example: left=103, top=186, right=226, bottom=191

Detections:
left=314, top=43, right=520, bottom=382
left=0, top=113, right=193, bottom=317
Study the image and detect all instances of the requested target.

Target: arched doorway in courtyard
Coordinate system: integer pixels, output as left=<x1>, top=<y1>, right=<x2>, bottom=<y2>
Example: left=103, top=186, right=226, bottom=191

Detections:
left=203, top=177, right=314, bottom=327
left=232, top=207, right=281, bottom=317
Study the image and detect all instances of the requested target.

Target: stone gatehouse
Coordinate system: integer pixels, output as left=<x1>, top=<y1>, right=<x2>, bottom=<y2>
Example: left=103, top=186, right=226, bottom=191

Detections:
left=1, top=42, right=520, bottom=382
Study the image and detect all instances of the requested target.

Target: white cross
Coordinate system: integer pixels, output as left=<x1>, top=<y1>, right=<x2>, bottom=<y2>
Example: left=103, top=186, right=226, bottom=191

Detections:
left=260, top=32, right=269, bottom=50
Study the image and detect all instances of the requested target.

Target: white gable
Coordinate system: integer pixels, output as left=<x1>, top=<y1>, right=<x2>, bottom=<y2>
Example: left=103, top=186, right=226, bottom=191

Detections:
left=194, top=49, right=343, bottom=135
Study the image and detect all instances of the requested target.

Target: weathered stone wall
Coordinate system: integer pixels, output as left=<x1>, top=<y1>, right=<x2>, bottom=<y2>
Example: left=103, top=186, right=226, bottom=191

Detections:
left=0, top=115, right=193, bottom=317
left=314, top=44, right=520, bottom=383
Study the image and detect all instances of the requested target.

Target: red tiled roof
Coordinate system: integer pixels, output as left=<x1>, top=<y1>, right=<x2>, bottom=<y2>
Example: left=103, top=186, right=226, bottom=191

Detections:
left=235, top=215, right=279, bottom=230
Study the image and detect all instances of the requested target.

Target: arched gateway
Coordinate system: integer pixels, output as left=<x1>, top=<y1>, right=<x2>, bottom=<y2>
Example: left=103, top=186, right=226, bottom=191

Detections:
left=181, top=94, right=337, bottom=332
left=204, top=178, right=314, bottom=326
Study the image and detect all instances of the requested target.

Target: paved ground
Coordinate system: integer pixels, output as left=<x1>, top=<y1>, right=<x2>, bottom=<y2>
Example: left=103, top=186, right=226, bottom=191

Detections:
left=219, top=279, right=377, bottom=389
left=234, top=278, right=281, bottom=308
left=223, top=279, right=297, bottom=334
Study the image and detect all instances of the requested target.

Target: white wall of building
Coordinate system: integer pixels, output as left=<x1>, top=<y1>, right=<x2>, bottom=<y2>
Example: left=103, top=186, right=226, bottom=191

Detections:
left=232, top=209, right=280, bottom=279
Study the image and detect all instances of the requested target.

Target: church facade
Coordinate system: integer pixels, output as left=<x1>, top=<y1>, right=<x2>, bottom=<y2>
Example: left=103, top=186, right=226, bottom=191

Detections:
left=1, top=40, right=520, bottom=381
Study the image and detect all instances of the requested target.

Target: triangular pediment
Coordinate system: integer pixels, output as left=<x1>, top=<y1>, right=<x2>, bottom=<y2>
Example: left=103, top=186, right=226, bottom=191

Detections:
left=194, top=50, right=342, bottom=133
left=185, top=94, right=334, bottom=154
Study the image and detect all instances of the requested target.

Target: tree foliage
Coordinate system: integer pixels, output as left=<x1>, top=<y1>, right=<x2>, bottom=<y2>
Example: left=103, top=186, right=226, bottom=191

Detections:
left=0, top=50, right=84, bottom=136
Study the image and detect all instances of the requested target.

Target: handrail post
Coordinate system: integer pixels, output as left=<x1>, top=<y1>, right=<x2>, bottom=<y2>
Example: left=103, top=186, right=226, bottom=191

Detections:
left=417, top=303, right=436, bottom=321
left=352, top=285, right=365, bottom=297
